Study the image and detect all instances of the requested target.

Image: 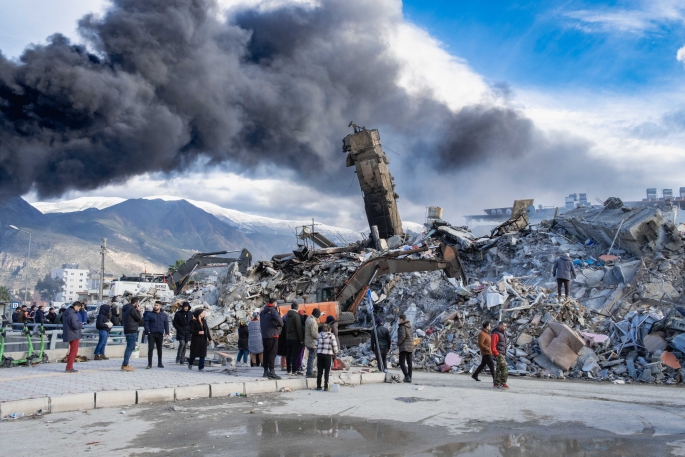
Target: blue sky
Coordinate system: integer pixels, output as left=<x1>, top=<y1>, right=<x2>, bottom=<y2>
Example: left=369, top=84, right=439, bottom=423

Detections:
left=403, top=0, right=685, bottom=92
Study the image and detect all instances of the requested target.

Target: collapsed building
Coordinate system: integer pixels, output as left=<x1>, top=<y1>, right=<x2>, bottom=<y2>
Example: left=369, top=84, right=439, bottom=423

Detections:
left=164, top=127, right=685, bottom=386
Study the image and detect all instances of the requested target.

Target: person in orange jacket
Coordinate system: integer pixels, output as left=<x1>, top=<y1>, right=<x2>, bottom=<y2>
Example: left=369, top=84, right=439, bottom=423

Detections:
left=472, top=321, right=496, bottom=386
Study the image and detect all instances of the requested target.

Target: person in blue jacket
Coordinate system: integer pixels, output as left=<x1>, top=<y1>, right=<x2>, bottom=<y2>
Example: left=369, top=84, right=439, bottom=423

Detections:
left=144, top=301, right=169, bottom=369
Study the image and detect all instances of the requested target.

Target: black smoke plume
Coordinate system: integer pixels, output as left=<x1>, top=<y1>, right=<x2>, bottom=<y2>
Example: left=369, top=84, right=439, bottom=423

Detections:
left=0, top=0, right=536, bottom=198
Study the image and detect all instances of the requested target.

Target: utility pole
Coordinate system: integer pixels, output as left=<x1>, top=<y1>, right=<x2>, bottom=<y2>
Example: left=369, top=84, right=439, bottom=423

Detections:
left=99, top=238, right=107, bottom=303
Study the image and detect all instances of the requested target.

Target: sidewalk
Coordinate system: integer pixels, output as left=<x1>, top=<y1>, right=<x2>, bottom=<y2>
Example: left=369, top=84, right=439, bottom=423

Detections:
left=0, top=349, right=278, bottom=402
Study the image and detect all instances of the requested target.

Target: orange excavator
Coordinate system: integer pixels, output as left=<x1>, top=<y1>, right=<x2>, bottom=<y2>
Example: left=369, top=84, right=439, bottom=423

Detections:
left=277, top=243, right=465, bottom=345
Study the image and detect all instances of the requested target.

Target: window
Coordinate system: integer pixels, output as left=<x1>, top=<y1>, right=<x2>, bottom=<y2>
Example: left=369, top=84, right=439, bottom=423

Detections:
left=80, top=273, right=84, bottom=276
left=71, top=273, right=74, bottom=276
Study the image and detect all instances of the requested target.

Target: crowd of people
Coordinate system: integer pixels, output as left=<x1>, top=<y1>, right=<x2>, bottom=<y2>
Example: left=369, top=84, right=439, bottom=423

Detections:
left=14, top=294, right=509, bottom=389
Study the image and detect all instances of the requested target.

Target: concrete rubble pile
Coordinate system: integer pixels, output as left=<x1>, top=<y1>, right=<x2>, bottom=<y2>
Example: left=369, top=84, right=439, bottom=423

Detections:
left=179, top=198, right=684, bottom=385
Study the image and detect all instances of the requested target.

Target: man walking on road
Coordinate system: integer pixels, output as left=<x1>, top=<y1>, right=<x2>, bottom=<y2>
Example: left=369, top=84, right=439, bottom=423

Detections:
left=472, top=321, right=496, bottom=386
left=304, top=308, right=321, bottom=378
left=121, top=297, right=142, bottom=372
left=62, top=301, right=83, bottom=373
left=285, top=303, right=304, bottom=375
left=260, top=298, right=284, bottom=380
left=552, top=252, right=576, bottom=300
left=491, top=321, right=509, bottom=389
left=144, top=300, right=169, bottom=369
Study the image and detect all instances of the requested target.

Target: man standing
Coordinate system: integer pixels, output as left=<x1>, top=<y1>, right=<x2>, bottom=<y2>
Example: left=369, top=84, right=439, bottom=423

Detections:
left=62, top=301, right=83, bottom=373
left=121, top=297, right=142, bottom=372
left=77, top=303, right=88, bottom=325
left=260, top=298, right=284, bottom=380
left=472, top=322, right=496, bottom=386
left=491, top=321, right=509, bottom=389
left=34, top=304, right=46, bottom=326
left=173, top=302, right=193, bottom=364
left=285, top=303, right=304, bottom=375
left=552, top=252, right=576, bottom=300
left=397, top=314, right=414, bottom=383
left=46, top=307, right=57, bottom=324
left=304, top=308, right=321, bottom=378
left=370, top=317, right=391, bottom=372
left=144, top=300, right=169, bottom=369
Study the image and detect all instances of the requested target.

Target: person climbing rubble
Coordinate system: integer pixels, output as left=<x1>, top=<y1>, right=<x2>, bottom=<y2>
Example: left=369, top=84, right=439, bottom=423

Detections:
left=260, top=298, right=284, bottom=380
left=370, top=317, right=391, bottom=373
left=304, top=308, right=321, bottom=378
left=491, top=321, right=509, bottom=389
left=552, top=252, right=576, bottom=300
left=397, top=314, right=415, bottom=383
left=472, top=321, right=496, bottom=386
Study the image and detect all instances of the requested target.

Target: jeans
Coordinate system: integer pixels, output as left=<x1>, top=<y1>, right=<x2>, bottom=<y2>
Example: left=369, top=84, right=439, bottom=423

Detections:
left=237, top=348, right=249, bottom=364
left=66, top=340, right=79, bottom=371
left=123, top=333, right=137, bottom=366
left=473, top=354, right=495, bottom=381
left=399, top=351, right=413, bottom=378
left=147, top=333, right=164, bottom=366
left=286, top=340, right=303, bottom=373
left=189, top=356, right=205, bottom=370
left=176, top=339, right=188, bottom=363
left=306, top=346, right=317, bottom=374
left=316, top=354, right=332, bottom=388
left=94, top=330, right=109, bottom=356
left=262, top=338, right=278, bottom=371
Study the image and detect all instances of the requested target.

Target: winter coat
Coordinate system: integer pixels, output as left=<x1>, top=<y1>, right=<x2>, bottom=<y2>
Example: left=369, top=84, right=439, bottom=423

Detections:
left=46, top=312, right=57, bottom=324
left=11, top=311, right=18, bottom=323
left=238, top=324, right=249, bottom=350
left=189, top=318, right=211, bottom=359
left=121, top=303, right=142, bottom=335
left=34, top=309, right=46, bottom=325
left=370, top=325, right=391, bottom=352
left=304, top=315, right=319, bottom=348
left=259, top=305, right=284, bottom=339
left=397, top=321, right=414, bottom=353
left=315, top=331, right=338, bottom=356
left=553, top=256, right=577, bottom=280
left=248, top=320, right=264, bottom=353
left=477, top=330, right=492, bottom=356
left=173, top=309, right=193, bottom=341
left=96, top=305, right=112, bottom=332
left=61, top=307, right=82, bottom=342
left=277, top=314, right=288, bottom=356
left=77, top=309, right=88, bottom=324
left=491, top=329, right=507, bottom=357
left=285, top=309, right=304, bottom=342
left=144, top=310, right=169, bottom=335
left=56, top=312, right=64, bottom=325
left=110, top=306, right=121, bottom=326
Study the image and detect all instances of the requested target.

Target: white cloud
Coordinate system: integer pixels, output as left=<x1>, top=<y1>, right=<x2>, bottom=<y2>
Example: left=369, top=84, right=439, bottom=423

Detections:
left=678, top=45, right=685, bottom=64
left=563, top=0, right=685, bottom=34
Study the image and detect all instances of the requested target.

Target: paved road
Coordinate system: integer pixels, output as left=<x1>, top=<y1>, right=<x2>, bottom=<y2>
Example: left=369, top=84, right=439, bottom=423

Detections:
left=1, top=370, right=684, bottom=456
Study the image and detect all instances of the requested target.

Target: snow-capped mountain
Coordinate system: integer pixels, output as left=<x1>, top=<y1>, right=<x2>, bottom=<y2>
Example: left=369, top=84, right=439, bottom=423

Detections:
left=33, top=196, right=126, bottom=213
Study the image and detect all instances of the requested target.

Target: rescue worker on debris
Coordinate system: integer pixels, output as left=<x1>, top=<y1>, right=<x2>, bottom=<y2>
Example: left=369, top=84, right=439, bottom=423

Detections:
left=552, top=252, right=576, bottom=300
left=491, top=321, right=509, bottom=389
left=471, top=321, right=496, bottom=386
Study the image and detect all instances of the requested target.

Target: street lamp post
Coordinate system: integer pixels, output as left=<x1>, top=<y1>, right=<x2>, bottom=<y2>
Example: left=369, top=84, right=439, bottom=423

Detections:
left=9, top=225, right=32, bottom=307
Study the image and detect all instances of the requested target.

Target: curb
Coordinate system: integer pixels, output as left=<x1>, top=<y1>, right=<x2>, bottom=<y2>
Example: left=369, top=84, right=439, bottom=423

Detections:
left=0, top=373, right=385, bottom=417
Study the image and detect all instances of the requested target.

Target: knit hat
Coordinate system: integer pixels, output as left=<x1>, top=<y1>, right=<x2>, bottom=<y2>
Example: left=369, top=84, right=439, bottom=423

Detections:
left=298, top=309, right=305, bottom=315
left=326, top=315, right=335, bottom=324
left=375, top=317, right=383, bottom=326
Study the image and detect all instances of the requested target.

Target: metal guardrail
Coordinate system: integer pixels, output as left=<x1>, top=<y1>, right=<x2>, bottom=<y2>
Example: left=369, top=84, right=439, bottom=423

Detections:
left=2, top=325, right=146, bottom=352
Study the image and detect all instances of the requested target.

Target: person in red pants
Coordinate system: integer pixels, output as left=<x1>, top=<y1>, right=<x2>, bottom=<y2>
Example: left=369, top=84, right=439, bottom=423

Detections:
left=62, top=301, right=83, bottom=373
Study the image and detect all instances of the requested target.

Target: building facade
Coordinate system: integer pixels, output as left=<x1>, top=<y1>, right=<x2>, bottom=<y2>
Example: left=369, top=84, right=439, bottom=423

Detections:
left=51, top=263, right=89, bottom=303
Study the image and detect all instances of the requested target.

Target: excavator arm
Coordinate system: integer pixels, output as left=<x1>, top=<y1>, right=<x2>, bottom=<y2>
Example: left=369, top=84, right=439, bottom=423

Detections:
left=334, top=243, right=465, bottom=304
left=166, top=249, right=252, bottom=294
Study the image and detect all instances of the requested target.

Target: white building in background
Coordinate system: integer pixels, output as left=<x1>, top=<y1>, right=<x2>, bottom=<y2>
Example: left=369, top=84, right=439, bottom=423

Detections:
left=51, top=263, right=89, bottom=303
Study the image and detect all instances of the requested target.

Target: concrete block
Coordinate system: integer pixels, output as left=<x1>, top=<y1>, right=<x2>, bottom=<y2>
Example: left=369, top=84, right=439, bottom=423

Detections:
left=361, top=372, right=386, bottom=384
left=276, top=378, right=307, bottom=391
left=305, top=378, right=318, bottom=389
left=210, top=383, right=245, bottom=397
left=96, top=390, right=137, bottom=409
left=175, top=385, right=210, bottom=401
left=51, top=393, right=94, bottom=413
left=244, top=380, right=277, bottom=395
left=334, top=372, right=361, bottom=385
left=137, top=387, right=175, bottom=404
left=0, top=397, right=49, bottom=417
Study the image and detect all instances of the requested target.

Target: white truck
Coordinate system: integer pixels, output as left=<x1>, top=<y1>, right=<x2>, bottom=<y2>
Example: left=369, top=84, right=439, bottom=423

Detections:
left=109, top=273, right=174, bottom=302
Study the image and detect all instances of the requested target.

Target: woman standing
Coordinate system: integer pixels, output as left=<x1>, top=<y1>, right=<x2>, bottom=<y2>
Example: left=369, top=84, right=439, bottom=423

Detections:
left=188, top=309, right=212, bottom=371
left=94, top=304, right=112, bottom=360
left=315, top=323, right=338, bottom=391
left=397, top=314, right=414, bottom=383
left=248, top=311, right=263, bottom=368
left=237, top=320, right=249, bottom=366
